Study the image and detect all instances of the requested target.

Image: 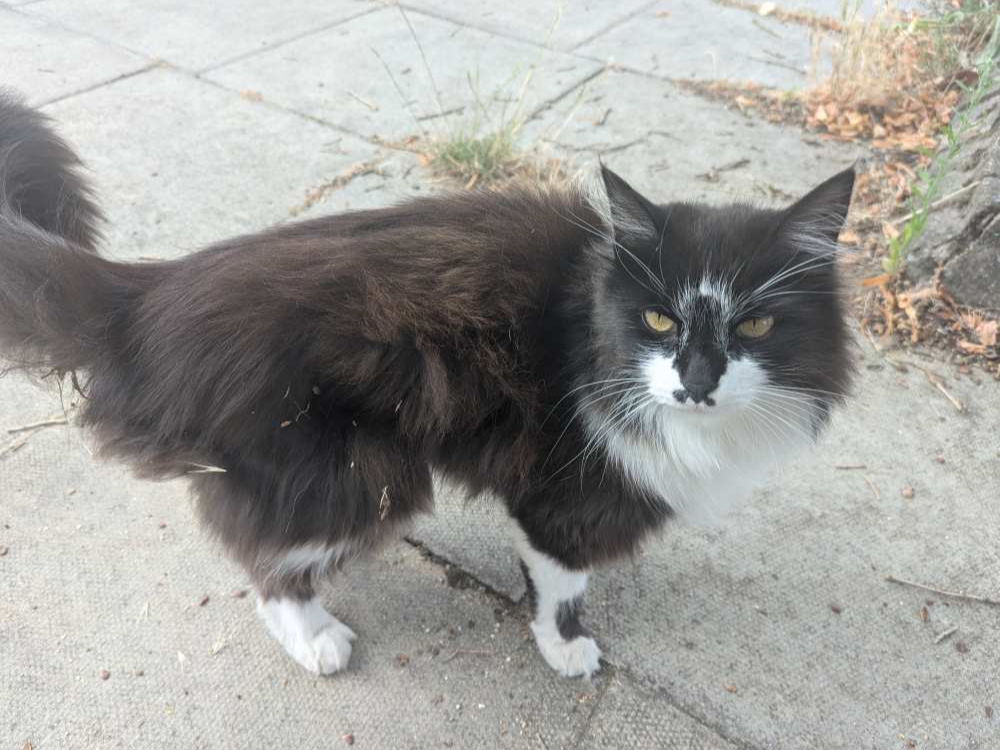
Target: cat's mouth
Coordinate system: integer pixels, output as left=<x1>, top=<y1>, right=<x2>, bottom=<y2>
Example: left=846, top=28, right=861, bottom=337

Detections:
left=653, top=394, right=735, bottom=418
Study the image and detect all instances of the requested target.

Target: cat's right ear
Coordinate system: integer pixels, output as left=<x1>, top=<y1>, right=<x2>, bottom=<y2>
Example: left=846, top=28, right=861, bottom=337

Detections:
left=599, top=165, right=658, bottom=245
left=779, top=165, right=856, bottom=254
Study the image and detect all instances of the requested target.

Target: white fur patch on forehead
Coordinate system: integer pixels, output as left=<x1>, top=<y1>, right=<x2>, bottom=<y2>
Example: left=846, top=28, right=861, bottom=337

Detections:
left=674, top=277, right=738, bottom=345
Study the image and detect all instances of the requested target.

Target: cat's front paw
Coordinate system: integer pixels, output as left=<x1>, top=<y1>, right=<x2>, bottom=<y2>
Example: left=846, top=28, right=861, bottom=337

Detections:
left=257, top=597, right=357, bottom=675
left=531, top=623, right=602, bottom=678
left=297, top=621, right=356, bottom=675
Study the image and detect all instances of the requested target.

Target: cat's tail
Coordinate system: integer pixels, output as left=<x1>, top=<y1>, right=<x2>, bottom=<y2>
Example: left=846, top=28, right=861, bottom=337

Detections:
left=0, top=92, right=143, bottom=373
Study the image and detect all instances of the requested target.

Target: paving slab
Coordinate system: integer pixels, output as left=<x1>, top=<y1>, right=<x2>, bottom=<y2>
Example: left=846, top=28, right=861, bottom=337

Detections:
left=580, top=677, right=739, bottom=750
left=401, top=0, right=654, bottom=51
left=38, top=67, right=380, bottom=260
left=1, top=407, right=604, bottom=750
left=0, top=7, right=149, bottom=105
left=411, top=482, right=529, bottom=602
left=205, top=7, right=604, bottom=142
left=522, top=68, right=858, bottom=204
left=577, top=0, right=821, bottom=89
left=22, top=0, right=374, bottom=72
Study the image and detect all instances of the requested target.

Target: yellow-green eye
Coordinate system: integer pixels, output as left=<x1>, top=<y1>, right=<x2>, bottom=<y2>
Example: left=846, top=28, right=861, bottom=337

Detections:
left=736, top=316, right=775, bottom=339
left=642, top=309, right=676, bottom=334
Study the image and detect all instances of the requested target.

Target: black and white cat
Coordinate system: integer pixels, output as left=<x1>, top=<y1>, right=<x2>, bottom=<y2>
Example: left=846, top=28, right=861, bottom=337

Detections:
left=0, top=94, right=853, bottom=678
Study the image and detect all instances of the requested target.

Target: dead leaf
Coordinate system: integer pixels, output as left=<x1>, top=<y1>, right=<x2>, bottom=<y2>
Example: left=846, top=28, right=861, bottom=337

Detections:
left=976, top=320, right=998, bottom=347
left=758, top=1, right=777, bottom=15
left=957, top=340, right=987, bottom=354
left=861, top=274, right=891, bottom=288
left=839, top=228, right=859, bottom=245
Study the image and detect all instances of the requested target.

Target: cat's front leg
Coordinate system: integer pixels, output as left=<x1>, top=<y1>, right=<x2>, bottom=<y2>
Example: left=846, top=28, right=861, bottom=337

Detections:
left=512, top=525, right=602, bottom=678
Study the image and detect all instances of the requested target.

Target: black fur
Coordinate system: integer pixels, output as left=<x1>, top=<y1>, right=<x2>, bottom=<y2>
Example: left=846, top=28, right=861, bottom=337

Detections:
left=0, top=94, right=855, bottom=604
left=555, top=598, right=590, bottom=641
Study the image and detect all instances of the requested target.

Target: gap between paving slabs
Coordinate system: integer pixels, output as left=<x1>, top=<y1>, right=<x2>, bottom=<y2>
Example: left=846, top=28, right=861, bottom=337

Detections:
left=401, top=536, right=751, bottom=750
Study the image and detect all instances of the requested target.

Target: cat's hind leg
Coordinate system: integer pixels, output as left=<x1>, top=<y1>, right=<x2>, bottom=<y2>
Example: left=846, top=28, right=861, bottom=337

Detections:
left=253, top=543, right=357, bottom=675
left=512, top=525, right=602, bottom=678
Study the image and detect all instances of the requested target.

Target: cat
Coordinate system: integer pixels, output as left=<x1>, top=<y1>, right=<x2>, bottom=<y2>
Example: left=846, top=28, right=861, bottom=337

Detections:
left=0, top=93, right=854, bottom=678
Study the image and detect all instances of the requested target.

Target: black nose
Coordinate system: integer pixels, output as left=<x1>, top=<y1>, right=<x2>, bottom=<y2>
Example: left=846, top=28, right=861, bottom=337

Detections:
left=674, top=380, right=716, bottom=405
left=675, top=350, right=719, bottom=406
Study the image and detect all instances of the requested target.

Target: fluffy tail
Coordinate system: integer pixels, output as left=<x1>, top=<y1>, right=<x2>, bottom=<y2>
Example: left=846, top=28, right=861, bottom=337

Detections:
left=0, top=92, right=136, bottom=373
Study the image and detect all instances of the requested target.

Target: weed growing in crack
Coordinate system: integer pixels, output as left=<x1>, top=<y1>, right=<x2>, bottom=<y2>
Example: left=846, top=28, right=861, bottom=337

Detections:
left=379, top=5, right=577, bottom=188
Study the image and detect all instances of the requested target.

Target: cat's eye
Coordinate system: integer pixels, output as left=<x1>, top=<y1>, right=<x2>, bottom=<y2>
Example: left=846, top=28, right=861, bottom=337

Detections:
left=736, top=316, right=775, bottom=339
left=642, top=309, right=676, bottom=334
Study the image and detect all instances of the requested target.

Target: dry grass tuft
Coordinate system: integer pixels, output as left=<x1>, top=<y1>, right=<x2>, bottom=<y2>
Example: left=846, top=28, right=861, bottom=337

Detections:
left=801, top=1, right=993, bottom=150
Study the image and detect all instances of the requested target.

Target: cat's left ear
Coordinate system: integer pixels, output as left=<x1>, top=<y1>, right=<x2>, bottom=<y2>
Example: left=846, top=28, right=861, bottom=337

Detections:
left=599, top=165, right=658, bottom=245
left=780, top=166, right=856, bottom=253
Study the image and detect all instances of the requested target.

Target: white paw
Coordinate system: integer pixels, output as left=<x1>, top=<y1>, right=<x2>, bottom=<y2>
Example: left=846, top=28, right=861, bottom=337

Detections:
left=531, top=623, right=602, bottom=678
left=256, top=596, right=357, bottom=675
left=289, top=621, right=356, bottom=675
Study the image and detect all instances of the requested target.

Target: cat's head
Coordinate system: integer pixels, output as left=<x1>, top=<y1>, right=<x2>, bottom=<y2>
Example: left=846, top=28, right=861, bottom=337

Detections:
left=583, top=165, right=855, bottom=450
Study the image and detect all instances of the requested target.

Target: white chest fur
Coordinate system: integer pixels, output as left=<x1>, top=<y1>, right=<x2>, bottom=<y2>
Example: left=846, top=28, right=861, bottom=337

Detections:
left=598, top=395, right=816, bottom=523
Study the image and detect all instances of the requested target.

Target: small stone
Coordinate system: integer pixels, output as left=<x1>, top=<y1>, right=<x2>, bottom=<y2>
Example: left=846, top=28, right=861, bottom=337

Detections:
left=986, top=705, right=994, bottom=720
left=723, top=684, right=738, bottom=693
left=134, top=669, right=145, bottom=677
left=830, top=604, right=842, bottom=615
left=158, top=522, right=167, bottom=529
left=934, top=456, right=946, bottom=464
left=198, top=595, right=210, bottom=607
left=901, top=486, right=915, bottom=499
left=395, top=653, right=410, bottom=667
left=99, top=670, right=111, bottom=681
left=341, top=733, right=355, bottom=746
left=955, top=640, right=970, bottom=654
left=230, top=589, right=248, bottom=599
left=0, top=545, right=8, bottom=557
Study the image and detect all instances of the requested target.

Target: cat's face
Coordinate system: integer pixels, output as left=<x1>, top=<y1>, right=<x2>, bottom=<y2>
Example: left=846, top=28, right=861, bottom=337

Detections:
left=587, top=166, right=855, bottom=441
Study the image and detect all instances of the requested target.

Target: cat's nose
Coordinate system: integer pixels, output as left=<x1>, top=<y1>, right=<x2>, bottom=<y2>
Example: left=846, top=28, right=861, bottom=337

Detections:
left=682, top=381, right=716, bottom=404
left=674, top=381, right=717, bottom=405
left=677, top=351, right=719, bottom=405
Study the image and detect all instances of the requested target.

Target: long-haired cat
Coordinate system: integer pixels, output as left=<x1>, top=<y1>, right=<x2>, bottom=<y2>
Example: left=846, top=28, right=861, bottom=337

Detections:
left=0, top=94, right=853, bottom=677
